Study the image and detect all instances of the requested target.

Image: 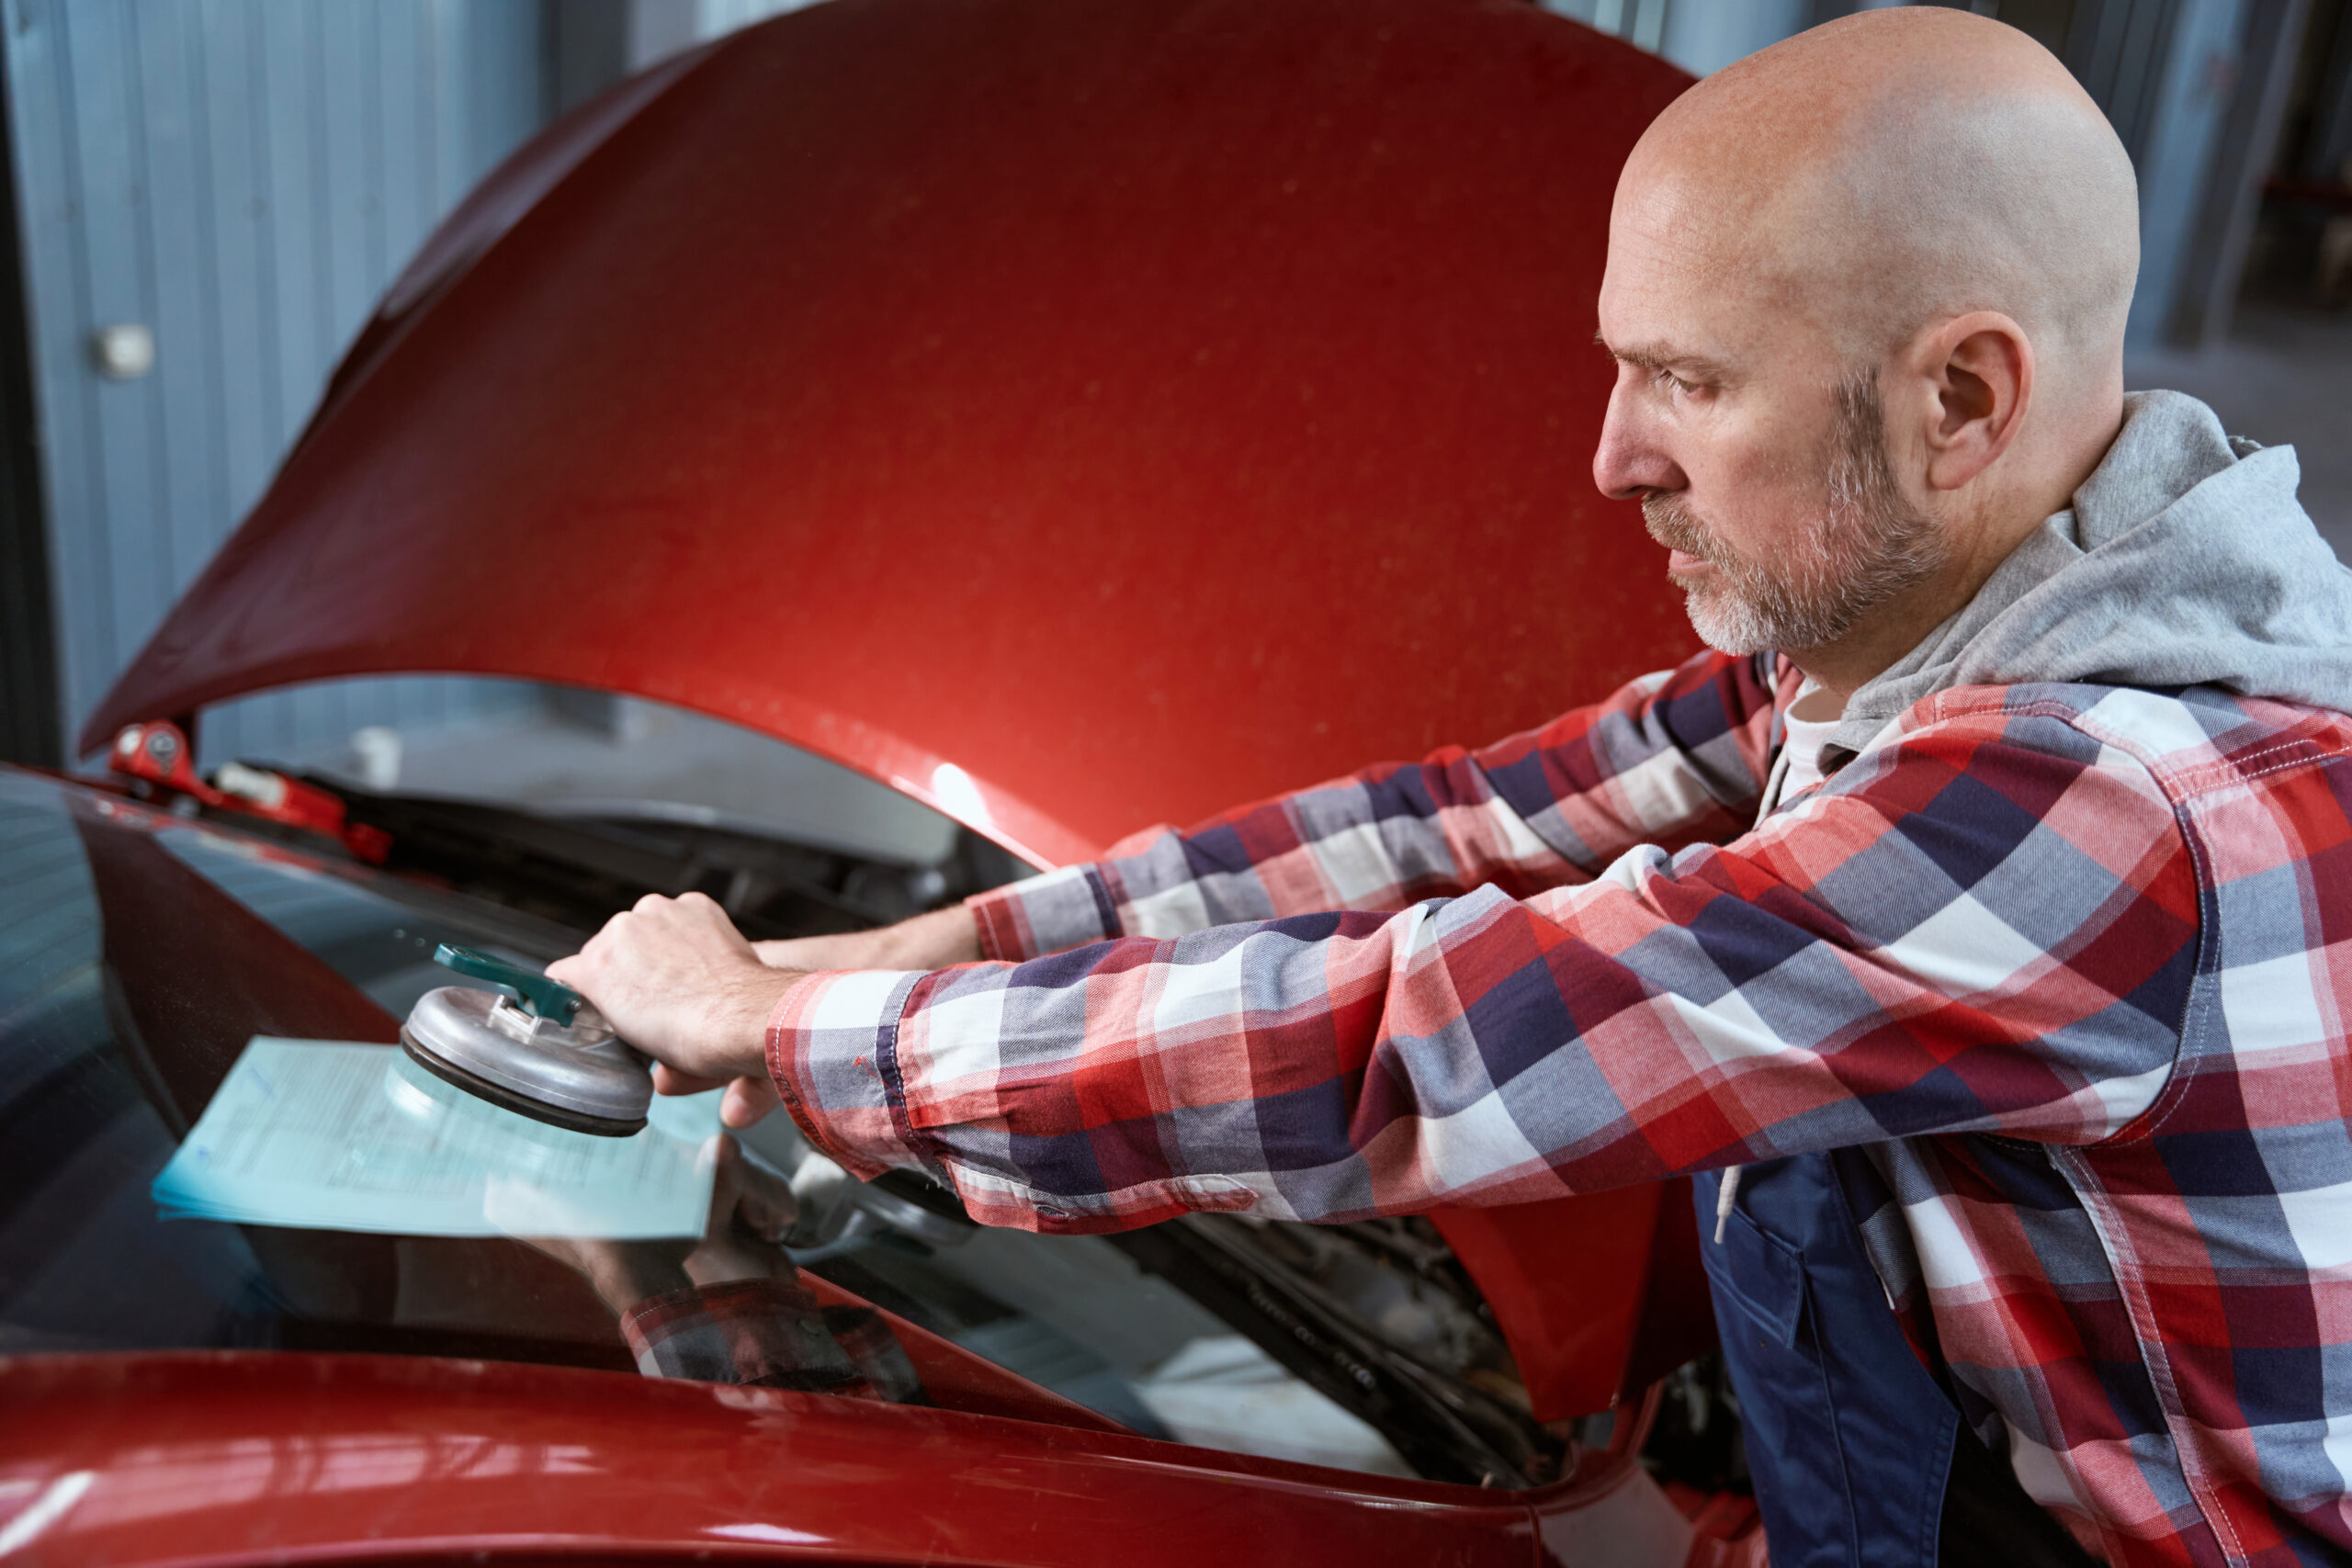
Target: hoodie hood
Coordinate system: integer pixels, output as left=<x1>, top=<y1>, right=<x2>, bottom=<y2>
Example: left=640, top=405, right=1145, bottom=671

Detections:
left=1835, top=389, right=2352, bottom=755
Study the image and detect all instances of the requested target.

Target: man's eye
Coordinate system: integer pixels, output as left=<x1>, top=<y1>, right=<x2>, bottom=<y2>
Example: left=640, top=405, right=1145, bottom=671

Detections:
left=1653, top=369, right=1700, bottom=397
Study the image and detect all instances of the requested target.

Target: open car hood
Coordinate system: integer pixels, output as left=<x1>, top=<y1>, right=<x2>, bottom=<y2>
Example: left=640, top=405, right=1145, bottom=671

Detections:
left=84, top=0, right=1695, bottom=871
left=78, top=0, right=1718, bottom=1431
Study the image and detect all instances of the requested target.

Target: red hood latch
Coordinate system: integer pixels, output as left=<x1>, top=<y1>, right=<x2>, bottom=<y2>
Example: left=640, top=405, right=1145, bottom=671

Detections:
left=106, top=720, right=392, bottom=863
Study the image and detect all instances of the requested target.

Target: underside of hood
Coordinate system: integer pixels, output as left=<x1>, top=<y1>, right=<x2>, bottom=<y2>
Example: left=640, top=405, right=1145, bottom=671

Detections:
left=83, top=0, right=1697, bottom=870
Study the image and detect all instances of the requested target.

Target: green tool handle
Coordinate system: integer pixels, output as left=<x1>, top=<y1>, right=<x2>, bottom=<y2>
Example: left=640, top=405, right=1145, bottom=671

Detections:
left=433, top=943, right=582, bottom=1026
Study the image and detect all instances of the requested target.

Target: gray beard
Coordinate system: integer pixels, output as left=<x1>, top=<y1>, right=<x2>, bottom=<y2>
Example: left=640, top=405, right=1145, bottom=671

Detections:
left=1642, top=374, right=1948, bottom=657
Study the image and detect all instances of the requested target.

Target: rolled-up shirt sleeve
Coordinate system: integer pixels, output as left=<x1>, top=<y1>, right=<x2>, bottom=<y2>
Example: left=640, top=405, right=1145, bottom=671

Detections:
left=765, top=968, right=926, bottom=1179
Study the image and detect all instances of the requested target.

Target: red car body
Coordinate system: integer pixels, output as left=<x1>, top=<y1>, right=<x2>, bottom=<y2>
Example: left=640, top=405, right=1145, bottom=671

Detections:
left=2, top=1, right=1749, bottom=1561
left=6, top=1354, right=1691, bottom=1566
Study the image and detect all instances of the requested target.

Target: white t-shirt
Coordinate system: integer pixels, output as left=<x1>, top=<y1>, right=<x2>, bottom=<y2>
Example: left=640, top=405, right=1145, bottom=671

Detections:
left=1764, top=678, right=1845, bottom=814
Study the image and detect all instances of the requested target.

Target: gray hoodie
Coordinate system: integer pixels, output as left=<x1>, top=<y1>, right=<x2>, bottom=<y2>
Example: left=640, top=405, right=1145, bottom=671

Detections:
left=1830, top=389, right=2352, bottom=762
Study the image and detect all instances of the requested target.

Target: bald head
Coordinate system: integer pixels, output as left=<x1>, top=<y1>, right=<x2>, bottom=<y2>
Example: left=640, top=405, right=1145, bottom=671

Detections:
left=1593, top=9, right=2144, bottom=696
left=1626, top=6, right=2138, bottom=384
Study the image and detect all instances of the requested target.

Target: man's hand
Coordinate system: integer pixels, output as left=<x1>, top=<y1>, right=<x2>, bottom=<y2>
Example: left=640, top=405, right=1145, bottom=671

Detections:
left=547, top=892, right=800, bottom=1129
left=751, top=904, right=982, bottom=974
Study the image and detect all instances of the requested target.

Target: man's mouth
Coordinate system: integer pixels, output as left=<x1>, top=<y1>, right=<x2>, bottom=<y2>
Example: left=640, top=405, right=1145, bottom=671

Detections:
left=1642, top=494, right=1721, bottom=575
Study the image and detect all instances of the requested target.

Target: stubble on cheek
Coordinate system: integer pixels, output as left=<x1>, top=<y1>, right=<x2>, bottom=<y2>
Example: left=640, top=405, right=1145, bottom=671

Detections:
left=1633, top=372, right=1946, bottom=657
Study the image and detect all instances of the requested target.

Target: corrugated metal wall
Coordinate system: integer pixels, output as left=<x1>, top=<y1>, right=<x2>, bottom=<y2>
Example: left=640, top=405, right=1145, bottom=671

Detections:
left=3, top=0, right=549, bottom=767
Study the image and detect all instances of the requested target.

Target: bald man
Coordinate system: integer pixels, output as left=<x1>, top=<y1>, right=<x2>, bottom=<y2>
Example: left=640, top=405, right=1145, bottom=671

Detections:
left=551, top=9, right=2352, bottom=1562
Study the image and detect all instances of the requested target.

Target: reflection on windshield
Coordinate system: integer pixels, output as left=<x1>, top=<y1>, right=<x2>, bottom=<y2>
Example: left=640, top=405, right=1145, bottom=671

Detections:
left=0, top=774, right=278, bottom=1358
left=734, top=1105, right=1413, bottom=1472
left=0, top=770, right=1416, bottom=1477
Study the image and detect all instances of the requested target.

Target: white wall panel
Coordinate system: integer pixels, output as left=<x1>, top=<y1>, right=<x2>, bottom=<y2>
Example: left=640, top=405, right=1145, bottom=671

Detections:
left=3, top=0, right=549, bottom=765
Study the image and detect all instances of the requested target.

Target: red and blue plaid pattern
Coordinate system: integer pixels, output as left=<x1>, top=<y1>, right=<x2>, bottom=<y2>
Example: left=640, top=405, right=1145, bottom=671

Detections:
left=620, top=1276, right=922, bottom=1401
left=766, top=649, right=2352, bottom=1565
left=622, top=1276, right=868, bottom=1393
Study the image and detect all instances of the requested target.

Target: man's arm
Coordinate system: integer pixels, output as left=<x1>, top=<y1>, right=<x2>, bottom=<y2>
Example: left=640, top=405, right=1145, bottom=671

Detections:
left=763, top=702, right=2196, bottom=1232
left=971, top=647, right=1778, bottom=959
left=759, top=648, right=1782, bottom=979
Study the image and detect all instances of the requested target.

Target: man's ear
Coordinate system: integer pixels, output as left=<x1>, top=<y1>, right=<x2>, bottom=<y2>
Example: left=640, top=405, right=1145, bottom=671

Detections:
left=1912, top=311, right=2031, bottom=492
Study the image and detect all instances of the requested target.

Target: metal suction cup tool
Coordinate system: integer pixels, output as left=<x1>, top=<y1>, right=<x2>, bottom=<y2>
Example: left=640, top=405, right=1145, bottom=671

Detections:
left=400, top=944, right=653, bottom=1136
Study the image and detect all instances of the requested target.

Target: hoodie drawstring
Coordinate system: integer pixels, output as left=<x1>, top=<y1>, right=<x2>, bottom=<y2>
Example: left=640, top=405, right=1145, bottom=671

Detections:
left=1713, top=1164, right=1743, bottom=1243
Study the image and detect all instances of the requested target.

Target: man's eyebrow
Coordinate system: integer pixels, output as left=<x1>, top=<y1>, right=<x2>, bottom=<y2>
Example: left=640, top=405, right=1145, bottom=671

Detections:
left=1592, top=332, right=1729, bottom=379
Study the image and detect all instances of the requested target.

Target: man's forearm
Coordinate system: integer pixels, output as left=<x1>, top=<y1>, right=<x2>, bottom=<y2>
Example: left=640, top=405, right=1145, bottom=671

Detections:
left=752, top=904, right=981, bottom=973
left=963, top=648, right=1779, bottom=964
left=871, top=905, right=982, bottom=966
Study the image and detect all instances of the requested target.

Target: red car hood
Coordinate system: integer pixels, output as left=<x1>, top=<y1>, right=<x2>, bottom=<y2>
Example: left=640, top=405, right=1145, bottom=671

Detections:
left=82, top=0, right=1694, bottom=870
left=79, top=0, right=1716, bottom=1423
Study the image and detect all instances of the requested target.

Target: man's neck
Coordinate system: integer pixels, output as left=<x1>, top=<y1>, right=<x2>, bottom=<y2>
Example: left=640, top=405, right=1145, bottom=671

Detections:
left=1790, top=487, right=2076, bottom=704
left=1789, top=386, right=2128, bottom=705
left=1790, top=525, right=2032, bottom=703
left=1790, top=591, right=1959, bottom=705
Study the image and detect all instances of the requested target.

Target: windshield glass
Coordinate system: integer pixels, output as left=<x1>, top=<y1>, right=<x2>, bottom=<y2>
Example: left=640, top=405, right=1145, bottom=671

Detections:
left=0, top=767, right=1422, bottom=1477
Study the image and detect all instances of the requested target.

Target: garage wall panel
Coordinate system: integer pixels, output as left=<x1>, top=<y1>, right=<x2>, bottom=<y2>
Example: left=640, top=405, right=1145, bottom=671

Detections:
left=2, top=0, right=548, bottom=766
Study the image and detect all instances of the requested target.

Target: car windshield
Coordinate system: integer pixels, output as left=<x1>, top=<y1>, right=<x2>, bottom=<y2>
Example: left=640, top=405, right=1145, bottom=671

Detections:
left=0, top=765, right=1444, bottom=1479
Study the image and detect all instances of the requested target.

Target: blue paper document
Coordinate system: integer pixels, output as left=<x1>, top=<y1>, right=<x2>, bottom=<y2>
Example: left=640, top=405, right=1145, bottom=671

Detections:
left=153, top=1036, right=720, bottom=1238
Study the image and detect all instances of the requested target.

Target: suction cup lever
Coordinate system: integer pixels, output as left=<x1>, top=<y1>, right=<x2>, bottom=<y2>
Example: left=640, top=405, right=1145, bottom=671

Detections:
left=432, top=943, right=583, bottom=1027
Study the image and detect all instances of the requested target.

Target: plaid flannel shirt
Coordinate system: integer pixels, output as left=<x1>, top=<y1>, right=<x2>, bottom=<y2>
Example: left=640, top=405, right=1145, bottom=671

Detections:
left=766, top=648, right=2352, bottom=1566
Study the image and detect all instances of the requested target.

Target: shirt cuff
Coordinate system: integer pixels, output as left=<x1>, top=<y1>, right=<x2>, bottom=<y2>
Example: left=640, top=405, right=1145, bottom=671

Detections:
left=967, top=862, right=1120, bottom=960
left=765, top=968, right=930, bottom=1180
left=763, top=964, right=1263, bottom=1235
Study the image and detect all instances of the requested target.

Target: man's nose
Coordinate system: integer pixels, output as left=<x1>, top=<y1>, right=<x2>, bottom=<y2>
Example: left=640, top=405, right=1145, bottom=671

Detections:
left=1591, top=381, right=1681, bottom=501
